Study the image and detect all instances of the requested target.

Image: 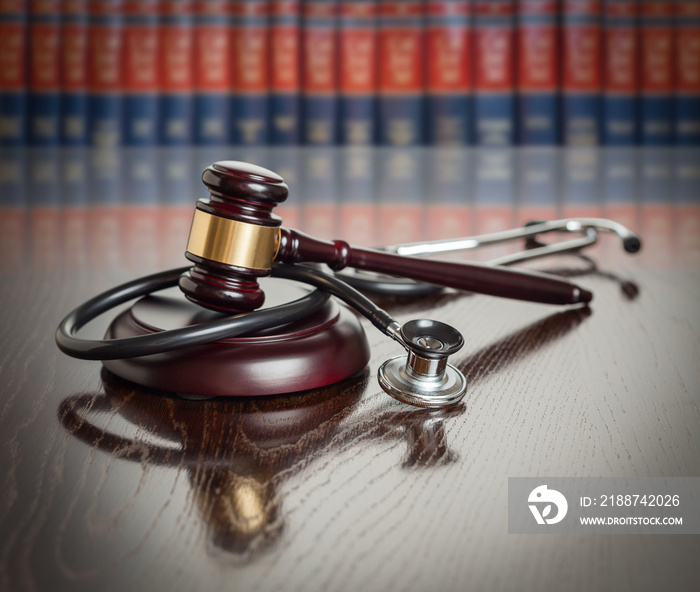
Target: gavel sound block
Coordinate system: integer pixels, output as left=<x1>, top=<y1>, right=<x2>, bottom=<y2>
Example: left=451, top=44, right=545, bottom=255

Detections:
left=103, top=279, right=371, bottom=397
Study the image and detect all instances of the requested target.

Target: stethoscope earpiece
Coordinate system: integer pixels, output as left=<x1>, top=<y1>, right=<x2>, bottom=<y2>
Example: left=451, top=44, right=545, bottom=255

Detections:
left=379, top=319, right=468, bottom=409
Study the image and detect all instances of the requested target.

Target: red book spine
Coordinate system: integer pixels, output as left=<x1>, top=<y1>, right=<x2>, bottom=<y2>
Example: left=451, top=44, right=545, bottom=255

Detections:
left=302, top=0, right=338, bottom=144
left=517, top=0, right=559, bottom=145
left=122, top=0, right=160, bottom=145
left=473, top=0, right=516, bottom=145
left=193, top=0, right=231, bottom=145
left=639, top=0, right=674, bottom=145
left=376, top=1, right=425, bottom=243
left=602, top=0, right=639, bottom=145
left=231, top=0, right=270, bottom=145
left=28, top=0, right=61, bottom=145
left=561, top=0, right=603, bottom=146
left=61, top=0, right=88, bottom=145
left=674, top=0, right=700, bottom=145
left=0, top=0, right=28, bottom=146
left=270, top=0, right=301, bottom=144
left=300, top=1, right=339, bottom=236
left=337, top=3, right=378, bottom=238
left=87, top=0, right=124, bottom=147
left=158, top=0, right=194, bottom=145
left=377, top=0, right=424, bottom=146
left=425, top=0, right=471, bottom=146
left=339, top=0, right=378, bottom=145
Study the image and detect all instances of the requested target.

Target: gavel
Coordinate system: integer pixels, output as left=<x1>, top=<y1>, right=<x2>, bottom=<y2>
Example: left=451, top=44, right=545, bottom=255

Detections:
left=179, top=161, right=592, bottom=312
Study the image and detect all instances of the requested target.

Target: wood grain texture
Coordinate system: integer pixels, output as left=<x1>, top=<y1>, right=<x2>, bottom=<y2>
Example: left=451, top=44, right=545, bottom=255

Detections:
left=1, top=212, right=699, bottom=592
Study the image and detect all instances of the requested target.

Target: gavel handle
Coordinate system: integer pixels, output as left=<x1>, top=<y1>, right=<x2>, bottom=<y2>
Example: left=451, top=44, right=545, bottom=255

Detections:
left=276, top=228, right=592, bottom=306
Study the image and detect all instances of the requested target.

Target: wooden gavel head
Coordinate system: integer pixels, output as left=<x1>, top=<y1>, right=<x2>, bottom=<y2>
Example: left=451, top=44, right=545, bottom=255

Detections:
left=179, top=161, right=289, bottom=312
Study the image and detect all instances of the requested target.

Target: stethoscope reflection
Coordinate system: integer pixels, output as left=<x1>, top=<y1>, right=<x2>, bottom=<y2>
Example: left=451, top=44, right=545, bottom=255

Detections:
left=57, top=302, right=591, bottom=557
left=58, top=369, right=463, bottom=556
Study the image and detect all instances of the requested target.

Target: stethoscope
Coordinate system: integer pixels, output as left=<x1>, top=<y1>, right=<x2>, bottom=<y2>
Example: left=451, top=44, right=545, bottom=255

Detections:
left=57, top=217, right=640, bottom=408
left=56, top=161, right=641, bottom=409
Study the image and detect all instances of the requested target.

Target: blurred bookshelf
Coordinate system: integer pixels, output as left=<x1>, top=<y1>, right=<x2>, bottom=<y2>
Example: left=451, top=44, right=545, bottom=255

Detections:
left=1, top=0, right=698, bottom=149
left=2, top=2, right=699, bottom=276
left=1, top=145, right=699, bottom=273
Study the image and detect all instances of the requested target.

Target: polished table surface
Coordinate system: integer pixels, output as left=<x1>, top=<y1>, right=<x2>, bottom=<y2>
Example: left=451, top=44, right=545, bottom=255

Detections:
left=1, top=147, right=699, bottom=591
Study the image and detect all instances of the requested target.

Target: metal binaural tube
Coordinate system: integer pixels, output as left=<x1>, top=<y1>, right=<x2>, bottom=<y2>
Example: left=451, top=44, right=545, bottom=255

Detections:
left=383, top=218, right=641, bottom=258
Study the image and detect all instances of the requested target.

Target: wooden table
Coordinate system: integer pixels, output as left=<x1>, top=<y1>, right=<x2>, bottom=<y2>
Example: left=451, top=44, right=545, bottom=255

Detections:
left=1, top=147, right=699, bottom=591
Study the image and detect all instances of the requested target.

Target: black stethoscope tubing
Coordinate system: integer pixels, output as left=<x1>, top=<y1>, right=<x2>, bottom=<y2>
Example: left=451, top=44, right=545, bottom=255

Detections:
left=56, top=264, right=398, bottom=361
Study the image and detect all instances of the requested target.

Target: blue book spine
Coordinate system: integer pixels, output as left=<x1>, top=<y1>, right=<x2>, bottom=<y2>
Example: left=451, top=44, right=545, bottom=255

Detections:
left=231, top=0, right=270, bottom=145
left=60, top=146, right=90, bottom=270
left=0, top=1, right=28, bottom=147
left=61, top=0, right=88, bottom=145
left=300, top=147, right=338, bottom=238
left=516, top=147, right=560, bottom=223
left=339, top=146, right=378, bottom=245
left=302, top=0, right=338, bottom=144
left=0, top=147, right=27, bottom=269
left=425, top=0, right=472, bottom=146
left=599, top=146, right=638, bottom=263
left=123, top=147, right=160, bottom=268
left=86, top=146, right=123, bottom=269
left=602, top=147, right=639, bottom=247
left=28, top=147, right=62, bottom=270
left=602, top=0, right=639, bottom=145
left=601, top=146, right=640, bottom=264
left=377, top=0, right=424, bottom=146
left=473, top=0, right=516, bottom=146
left=473, top=148, right=515, bottom=249
left=561, top=0, right=603, bottom=146
left=87, top=0, right=124, bottom=147
left=28, top=0, right=61, bottom=145
left=426, top=147, right=473, bottom=238
left=339, top=0, right=377, bottom=145
left=516, top=0, right=559, bottom=145
left=562, top=147, right=602, bottom=216
left=640, top=0, right=674, bottom=145
left=673, top=148, right=700, bottom=267
left=376, top=147, right=425, bottom=243
left=639, top=146, right=673, bottom=266
left=674, top=0, right=700, bottom=146
left=158, top=0, right=194, bottom=145
left=122, top=0, right=159, bottom=145
left=270, top=0, right=301, bottom=144
left=193, top=0, right=230, bottom=145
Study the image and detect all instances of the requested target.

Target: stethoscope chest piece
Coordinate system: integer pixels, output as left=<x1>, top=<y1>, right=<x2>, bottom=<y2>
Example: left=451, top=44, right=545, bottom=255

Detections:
left=378, top=319, right=467, bottom=408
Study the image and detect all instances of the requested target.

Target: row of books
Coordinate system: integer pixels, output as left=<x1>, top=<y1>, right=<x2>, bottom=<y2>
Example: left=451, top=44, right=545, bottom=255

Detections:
left=1, top=146, right=698, bottom=272
left=1, top=1, right=699, bottom=148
